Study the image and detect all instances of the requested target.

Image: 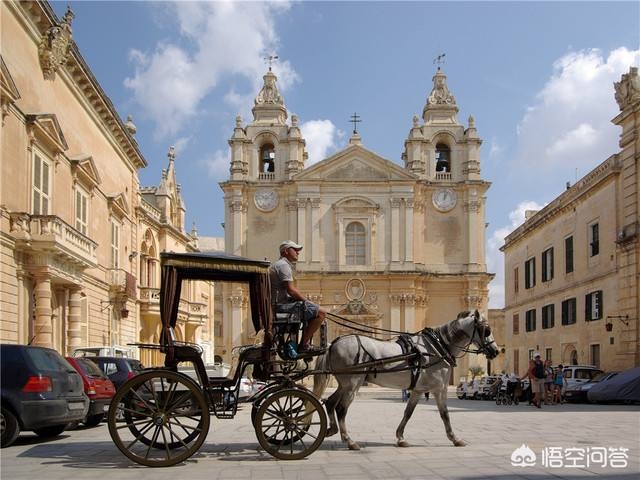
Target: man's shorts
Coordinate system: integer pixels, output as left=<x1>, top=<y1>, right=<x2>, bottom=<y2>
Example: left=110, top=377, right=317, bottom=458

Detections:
left=275, top=301, right=319, bottom=325
left=532, top=378, right=545, bottom=394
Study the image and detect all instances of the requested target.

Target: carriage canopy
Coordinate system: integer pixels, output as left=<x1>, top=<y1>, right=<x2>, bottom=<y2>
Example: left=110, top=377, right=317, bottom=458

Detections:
left=159, top=251, right=272, bottom=334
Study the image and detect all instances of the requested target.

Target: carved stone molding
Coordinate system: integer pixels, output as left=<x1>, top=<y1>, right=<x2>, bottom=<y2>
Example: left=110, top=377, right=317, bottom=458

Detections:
left=38, top=6, right=75, bottom=81
left=229, top=199, right=247, bottom=213
left=615, top=66, right=640, bottom=111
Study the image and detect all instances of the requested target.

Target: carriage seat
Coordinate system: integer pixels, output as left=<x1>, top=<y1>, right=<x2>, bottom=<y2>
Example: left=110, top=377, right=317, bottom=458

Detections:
left=273, top=301, right=304, bottom=329
left=162, top=326, right=203, bottom=365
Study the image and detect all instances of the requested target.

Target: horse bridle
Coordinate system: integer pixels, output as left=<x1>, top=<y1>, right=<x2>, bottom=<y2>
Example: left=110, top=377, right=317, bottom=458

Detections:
left=452, top=314, right=496, bottom=357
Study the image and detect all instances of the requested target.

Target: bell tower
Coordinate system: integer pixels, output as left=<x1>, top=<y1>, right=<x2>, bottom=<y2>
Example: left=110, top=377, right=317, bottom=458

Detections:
left=402, top=67, right=482, bottom=182
left=222, top=67, right=308, bottom=257
left=227, top=67, right=307, bottom=183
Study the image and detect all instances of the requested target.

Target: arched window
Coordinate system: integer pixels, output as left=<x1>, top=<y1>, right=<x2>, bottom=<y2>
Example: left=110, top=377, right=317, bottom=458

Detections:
left=345, top=222, right=366, bottom=265
left=260, top=143, right=275, bottom=173
left=435, top=143, right=450, bottom=172
left=570, top=349, right=578, bottom=366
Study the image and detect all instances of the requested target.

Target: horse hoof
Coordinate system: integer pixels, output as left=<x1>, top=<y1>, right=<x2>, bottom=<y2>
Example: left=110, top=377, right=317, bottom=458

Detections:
left=454, top=439, right=467, bottom=447
left=397, top=440, right=410, bottom=448
left=326, top=426, right=339, bottom=437
left=348, top=442, right=361, bottom=451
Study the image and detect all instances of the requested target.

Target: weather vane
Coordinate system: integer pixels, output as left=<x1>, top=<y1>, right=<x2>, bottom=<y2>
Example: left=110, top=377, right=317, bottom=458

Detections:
left=433, top=53, right=446, bottom=69
left=264, top=55, right=279, bottom=71
left=350, top=112, right=361, bottom=134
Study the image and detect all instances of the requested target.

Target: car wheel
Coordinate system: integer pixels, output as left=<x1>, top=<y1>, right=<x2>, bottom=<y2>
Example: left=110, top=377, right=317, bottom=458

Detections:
left=33, top=424, right=67, bottom=438
left=1, top=407, right=20, bottom=448
left=83, top=414, right=104, bottom=428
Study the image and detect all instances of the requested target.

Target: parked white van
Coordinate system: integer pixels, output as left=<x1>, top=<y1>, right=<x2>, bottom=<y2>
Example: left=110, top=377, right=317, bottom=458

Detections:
left=562, top=365, right=603, bottom=392
left=71, top=346, right=136, bottom=358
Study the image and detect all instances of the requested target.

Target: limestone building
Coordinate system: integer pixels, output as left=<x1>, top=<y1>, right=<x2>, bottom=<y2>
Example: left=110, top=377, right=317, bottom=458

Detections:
left=220, top=66, right=493, bottom=381
left=0, top=1, right=214, bottom=364
left=500, top=67, right=639, bottom=374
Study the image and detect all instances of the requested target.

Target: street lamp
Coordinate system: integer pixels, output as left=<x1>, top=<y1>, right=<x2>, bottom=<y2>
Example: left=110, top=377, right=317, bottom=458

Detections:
left=605, top=315, right=629, bottom=331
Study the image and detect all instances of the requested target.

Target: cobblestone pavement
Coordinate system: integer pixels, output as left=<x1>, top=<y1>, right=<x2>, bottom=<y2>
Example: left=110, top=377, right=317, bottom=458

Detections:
left=2, top=387, right=638, bottom=480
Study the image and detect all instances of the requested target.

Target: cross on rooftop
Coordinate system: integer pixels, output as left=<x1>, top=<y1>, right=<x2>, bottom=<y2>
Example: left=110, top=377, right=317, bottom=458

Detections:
left=264, top=55, right=278, bottom=71
left=350, top=112, right=361, bottom=134
left=434, top=53, right=446, bottom=69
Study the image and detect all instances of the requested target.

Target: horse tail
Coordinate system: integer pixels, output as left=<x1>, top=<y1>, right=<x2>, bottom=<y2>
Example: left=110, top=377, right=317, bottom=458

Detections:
left=312, top=348, right=331, bottom=400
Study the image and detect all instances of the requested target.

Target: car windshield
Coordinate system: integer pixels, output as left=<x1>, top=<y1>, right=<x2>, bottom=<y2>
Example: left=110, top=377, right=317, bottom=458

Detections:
left=77, top=358, right=107, bottom=377
left=27, top=347, right=72, bottom=371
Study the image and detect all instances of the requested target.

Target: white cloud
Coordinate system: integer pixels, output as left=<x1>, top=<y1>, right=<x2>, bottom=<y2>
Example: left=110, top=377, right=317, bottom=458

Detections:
left=203, top=149, right=230, bottom=180
left=488, top=137, right=504, bottom=159
left=487, top=201, right=546, bottom=309
left=513, top=47, right=640, bottom=182
left=124, top=1, right=296, bottom=138
left=300, top=119, right=340, bottom=165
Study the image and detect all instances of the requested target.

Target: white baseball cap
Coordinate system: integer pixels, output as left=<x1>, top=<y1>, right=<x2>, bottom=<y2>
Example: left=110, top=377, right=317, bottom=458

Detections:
left=279, top=240, right=303, bottom=253
left=533, top=352, right=541, bottom=358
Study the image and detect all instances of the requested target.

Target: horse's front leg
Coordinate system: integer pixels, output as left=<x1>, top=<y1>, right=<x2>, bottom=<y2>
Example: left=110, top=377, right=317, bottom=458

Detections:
left=396, top=391, right=420, bottom=447
left=434, top=389, right=466, bottom=446
left=335, top=387, right=361, bottom=450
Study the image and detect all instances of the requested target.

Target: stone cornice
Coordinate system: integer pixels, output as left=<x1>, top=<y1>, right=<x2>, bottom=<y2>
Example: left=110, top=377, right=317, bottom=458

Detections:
left=502, top=155, right=622, bottom=250
left=19, top=1, right=147, bottom=170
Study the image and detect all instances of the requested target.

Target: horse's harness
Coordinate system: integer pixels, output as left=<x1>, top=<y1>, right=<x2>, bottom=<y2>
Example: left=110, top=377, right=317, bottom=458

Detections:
left=327, top=314, right=495, bottom=383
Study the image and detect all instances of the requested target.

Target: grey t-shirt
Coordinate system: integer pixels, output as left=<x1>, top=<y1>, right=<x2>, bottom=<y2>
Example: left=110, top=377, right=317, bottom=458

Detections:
left=269, top=257, right=296, bottom=304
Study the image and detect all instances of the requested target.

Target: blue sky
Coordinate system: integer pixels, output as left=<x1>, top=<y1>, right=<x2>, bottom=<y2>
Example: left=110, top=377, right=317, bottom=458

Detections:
left=52, top=1, right=639, bottom=308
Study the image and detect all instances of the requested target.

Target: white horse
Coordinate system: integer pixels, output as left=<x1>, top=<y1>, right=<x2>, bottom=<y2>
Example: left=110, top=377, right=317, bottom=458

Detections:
left=313, top=310, right=500, bottom=450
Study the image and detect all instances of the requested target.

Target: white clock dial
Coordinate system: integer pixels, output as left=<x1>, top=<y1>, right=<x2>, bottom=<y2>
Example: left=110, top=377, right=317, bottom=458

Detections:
left=432, top=188, right=457, bottom=212
left=254, top=189, right=278, bottom=212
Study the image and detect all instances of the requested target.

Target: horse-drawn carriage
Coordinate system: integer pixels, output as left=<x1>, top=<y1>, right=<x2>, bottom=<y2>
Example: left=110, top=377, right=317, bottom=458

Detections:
left=107, top=251, right=499, bottom=466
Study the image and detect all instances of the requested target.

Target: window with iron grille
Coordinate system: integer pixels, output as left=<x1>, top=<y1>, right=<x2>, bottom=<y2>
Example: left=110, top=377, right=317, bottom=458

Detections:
left=513, top=266, right=519, bottom=294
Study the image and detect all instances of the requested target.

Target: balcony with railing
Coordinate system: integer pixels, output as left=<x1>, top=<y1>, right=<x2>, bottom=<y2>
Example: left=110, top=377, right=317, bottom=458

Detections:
left=435, top=171, right=452, bottom=181
left=108, top=269, right=137, bottom=298
left=258, top=172, right=275, bottom=181
left=9, top=213, right=98, bottom=268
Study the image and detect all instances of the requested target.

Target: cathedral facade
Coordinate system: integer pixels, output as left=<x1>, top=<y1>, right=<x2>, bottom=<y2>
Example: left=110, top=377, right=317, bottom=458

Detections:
left=220, top=67, right=494, bottom=381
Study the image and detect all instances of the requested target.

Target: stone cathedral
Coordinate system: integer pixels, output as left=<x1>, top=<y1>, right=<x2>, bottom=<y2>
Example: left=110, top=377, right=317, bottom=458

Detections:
left=219, top=67, right=493, bottom=381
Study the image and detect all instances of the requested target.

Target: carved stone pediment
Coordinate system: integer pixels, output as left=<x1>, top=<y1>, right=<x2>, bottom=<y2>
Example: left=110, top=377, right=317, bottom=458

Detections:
left=1, top=55, right=20, bottom=124
left=326, top=158, right=389, bottom=180
left=296, top=144, right=416, bottom=182
left=107, top=193, right=130, bottom=219
left=70, top=154, right=102, bottom=189
left=26, top=113, right=68, bottom=154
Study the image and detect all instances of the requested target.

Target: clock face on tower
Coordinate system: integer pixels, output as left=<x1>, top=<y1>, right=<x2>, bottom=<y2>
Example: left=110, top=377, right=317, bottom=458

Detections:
left=432, top=188, right=457, bottom=212
left=254, top=189, right=278, bottom=212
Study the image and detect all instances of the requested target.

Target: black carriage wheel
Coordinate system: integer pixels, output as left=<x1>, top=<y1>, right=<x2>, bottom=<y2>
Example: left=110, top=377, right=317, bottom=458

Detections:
left=254, top=388, right=326, bottom=460
left=108, top=370, right=210, bottom=467
left=495, top=394, right=502, bottom=406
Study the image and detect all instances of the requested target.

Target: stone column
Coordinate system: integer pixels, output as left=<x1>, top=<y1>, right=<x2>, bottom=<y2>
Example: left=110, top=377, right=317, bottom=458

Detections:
left=405, top=199, right=414, bottom=262
left=67, top=288, right=83, bottom=353
left=33, top=275, right=52, bottom=347
left=296, top=199, right=306, bottom=262
left=404, top=295, right=416, bottom=333
left=389, top=294, right=402, bottom=332
left=311, top=198, right=320, bottom=262
left=390, top=198, right=401, bottom=262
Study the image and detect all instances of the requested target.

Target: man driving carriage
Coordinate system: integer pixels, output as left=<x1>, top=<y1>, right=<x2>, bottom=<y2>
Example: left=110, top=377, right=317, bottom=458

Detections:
left=269, top=240, right=327, bottom=355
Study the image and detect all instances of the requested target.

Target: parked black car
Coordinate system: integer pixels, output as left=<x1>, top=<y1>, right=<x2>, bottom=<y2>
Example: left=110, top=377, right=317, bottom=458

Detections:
left=1, top=344, right=89, bottom=447
left=87, top=357, right=144, bottom=390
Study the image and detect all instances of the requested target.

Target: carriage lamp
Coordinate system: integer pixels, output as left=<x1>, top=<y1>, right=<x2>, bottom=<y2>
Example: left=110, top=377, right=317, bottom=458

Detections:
left=605, top=315, right=629, bottom=331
